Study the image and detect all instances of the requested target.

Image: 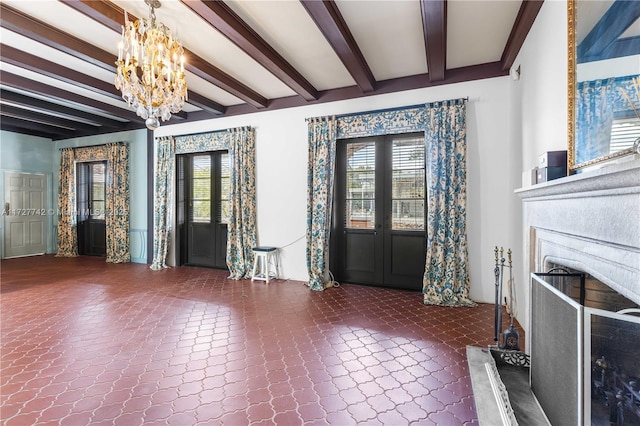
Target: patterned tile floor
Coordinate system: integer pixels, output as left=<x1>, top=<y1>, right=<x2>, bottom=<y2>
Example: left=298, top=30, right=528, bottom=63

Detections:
left=1, top=255, right=521, bottom=425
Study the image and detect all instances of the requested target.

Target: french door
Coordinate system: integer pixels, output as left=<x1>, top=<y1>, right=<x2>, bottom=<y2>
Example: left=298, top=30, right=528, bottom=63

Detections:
left=331, top=133, right=427, bottom=291
left=77, top=161, right=106, bottom=257
left=176, top=151, right=229, bottom=269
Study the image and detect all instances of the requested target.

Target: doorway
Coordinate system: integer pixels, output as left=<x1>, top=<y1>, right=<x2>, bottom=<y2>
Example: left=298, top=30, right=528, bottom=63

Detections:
left=176, top=151, right=229, bottom=269
left=76, top=161, right=106, bottom=257
left=331, top=133, right=427, bottom=291
left=3, top=172, right=47, bottom=258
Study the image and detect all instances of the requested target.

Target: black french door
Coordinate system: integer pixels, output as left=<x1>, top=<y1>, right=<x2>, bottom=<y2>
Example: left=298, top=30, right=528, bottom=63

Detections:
left=77, top=161, right=107, bottom=257
left=176, top=151, right=229, bottom=269
left=331, top=133, right=427, bottom=291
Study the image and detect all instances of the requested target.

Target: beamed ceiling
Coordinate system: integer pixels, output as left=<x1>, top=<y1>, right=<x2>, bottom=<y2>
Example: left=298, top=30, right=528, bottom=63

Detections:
left=0, top=0, right=545, bottom=141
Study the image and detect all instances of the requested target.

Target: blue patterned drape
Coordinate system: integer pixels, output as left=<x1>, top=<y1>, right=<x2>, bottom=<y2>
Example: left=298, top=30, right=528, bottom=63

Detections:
left=576, top=78, right=615, bottom=164
left=306, top=116, right=337, bottom=291
left=105, top=142, right=130, bottom=263
left=56, top=144, right=130, bottom=262
left=150, top=136, right=175, bottom=270
left=56, top=148, right=77, bottom=257
left=305, top=102, right=473, bottom=304
left=423, top=99, right=475, bottom=307
left=151, top=129, right=257, bottom=275
left=575, top=74, right=640, bottom=165
left=226, top=127, right=258, bottom=279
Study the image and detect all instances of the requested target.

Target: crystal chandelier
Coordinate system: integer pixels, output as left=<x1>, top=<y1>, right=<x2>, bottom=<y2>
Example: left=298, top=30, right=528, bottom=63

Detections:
left=115, top=0, right=187, bottom=130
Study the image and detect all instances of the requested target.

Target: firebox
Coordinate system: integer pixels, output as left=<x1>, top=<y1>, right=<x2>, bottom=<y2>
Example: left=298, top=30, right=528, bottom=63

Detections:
left=531, top=267, right=640, bottom=426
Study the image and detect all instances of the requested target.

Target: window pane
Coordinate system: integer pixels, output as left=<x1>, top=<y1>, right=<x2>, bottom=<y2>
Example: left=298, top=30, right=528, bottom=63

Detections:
left=193, top=179, right=210, bottom=199
left=345, top=141, right=375, bottom=229
left=90, top=162, right=106, bottom=220
left=346, top=199, right=375, bottom=228
left=92, top=201, right=105, bottom=220
left=219, top=154, right=231, bottom=224
left=392, top=137, right=425, bottom=230
left=392, top=200, right=424, bottom=230
left=192, top=155, right=211, bottom=223
left=193, top=200, right=210, bottom=223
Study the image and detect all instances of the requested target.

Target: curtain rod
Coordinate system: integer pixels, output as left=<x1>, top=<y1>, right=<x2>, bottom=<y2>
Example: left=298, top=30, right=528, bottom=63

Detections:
left=306, top=97, right=469, bottom=121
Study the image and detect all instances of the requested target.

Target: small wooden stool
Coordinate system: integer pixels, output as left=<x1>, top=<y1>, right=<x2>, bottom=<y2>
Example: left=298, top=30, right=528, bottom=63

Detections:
left=251, top=246, right=279, bottom=283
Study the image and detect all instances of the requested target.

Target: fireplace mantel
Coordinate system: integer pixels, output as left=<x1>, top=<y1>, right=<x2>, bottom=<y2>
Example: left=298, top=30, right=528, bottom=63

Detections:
left=516, top=157, right=640, bottom=333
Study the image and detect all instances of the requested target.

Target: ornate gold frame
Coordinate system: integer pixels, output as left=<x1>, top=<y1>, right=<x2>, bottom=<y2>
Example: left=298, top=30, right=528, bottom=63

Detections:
left=567, top=0, right=576, bottom=171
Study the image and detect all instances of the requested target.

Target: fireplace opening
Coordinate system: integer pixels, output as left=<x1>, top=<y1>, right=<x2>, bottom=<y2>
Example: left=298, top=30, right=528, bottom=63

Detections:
left=532, top=264, right=640, bottom=426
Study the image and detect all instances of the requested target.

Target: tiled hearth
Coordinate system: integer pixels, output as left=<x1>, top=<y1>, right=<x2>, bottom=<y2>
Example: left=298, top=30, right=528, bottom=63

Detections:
left=0, top=255, right=517, bottom=425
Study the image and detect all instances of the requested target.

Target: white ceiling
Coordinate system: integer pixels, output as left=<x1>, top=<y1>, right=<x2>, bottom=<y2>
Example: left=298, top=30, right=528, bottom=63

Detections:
left=1, top=0, right=544, bottom=139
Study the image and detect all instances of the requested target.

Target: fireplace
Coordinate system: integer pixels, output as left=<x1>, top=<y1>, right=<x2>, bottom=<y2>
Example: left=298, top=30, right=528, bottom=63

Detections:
left=531, top=269, right=640, bottom=425
left=517, top=157, right=640, bottom=425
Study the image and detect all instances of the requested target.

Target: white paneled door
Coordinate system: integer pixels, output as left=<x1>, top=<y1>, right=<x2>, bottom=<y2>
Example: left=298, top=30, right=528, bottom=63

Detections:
left=3, top=172, right=47, bottom=258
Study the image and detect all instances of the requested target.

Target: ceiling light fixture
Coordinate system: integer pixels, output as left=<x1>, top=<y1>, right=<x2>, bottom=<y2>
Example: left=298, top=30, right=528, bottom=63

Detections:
left=115, top=0, right=187, bottom=130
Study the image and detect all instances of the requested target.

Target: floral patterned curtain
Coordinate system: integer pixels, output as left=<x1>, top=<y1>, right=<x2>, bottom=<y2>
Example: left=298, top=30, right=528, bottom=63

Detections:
left=56, top=148, right=78, bottom=257
left=576, top=78, right=615, bottom=164
left=150, top=136, right=175, bottom=270
left=423, top=99, right=475, bottom=307
left=105, top=142, right=130, bottom=263
left=226, top=127, right=257, bottom=279
left=306, top=116, right=337, bottom=291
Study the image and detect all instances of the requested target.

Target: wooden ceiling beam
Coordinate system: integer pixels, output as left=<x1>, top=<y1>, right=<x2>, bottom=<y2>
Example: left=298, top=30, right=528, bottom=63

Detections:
left=300, top=0, right=376, bottom=93
left=0, top=43, right=121, bottom=101
left=421, top=0, right=447, bottom=82
left=0, top=104, right=99, bottom=132
left=0, top=116, right=77, bottom=138
left=501, top=0, right=544, bottom=71
left=60, top=0, right=266, bottom=109
left=1, top=71, right=144, bottom=123
left=181, top=0, right=318, bottom=101
left=0, top=3, right=115, bottom=72
left=0, top=89, right=125, bottom=128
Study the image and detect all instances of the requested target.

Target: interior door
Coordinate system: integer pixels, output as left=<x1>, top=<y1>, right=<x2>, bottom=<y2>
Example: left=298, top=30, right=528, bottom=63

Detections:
left=176, top=152, right=229, bottom=269
left=76, top=162, right=106, bottom=257
left=332, top=133, right=427, bottom=291
left=3, top=172, right=47, bottom=258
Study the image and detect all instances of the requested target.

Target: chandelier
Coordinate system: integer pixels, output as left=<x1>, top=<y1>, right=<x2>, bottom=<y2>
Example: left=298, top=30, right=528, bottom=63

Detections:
left=115, top=0, right=187, bottom=130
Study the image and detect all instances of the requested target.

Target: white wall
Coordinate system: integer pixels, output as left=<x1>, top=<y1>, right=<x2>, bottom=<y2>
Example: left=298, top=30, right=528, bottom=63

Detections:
left=513, top=0, right=569, bottom=334
left=156, top=77, right=516, bottom=304
left=0, top=131, right=55, bottom=257
left=516, top=0, right=568, bottom=173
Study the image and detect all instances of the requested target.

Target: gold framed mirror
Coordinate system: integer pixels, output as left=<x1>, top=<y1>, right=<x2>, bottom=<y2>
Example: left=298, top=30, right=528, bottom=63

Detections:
left=568, top=0, right=640, bottom=172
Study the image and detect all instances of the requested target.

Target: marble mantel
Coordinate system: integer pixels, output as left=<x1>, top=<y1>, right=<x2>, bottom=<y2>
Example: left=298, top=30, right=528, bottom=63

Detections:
left=516, top=157, right=640, bottom=334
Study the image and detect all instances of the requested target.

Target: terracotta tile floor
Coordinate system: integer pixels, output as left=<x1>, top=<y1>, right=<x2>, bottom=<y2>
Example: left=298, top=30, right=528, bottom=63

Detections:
left=1, top=255, right=520, bottom=425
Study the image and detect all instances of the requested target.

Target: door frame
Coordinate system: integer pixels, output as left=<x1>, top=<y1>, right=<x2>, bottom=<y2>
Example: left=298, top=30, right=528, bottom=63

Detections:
left=175, top=151, right=229, bottom=269
left=331, top=132, right=427, bottom=290
left=2, top=171, right=52, bottom=259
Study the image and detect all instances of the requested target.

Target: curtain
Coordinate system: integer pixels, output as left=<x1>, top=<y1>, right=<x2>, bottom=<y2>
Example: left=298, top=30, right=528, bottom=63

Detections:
left=306, top=116, right=337, bottom=291
left=150, top=136, right=175, bottom=270
left=105, top=142, right=130, bottom=263
left=56, top=148, right=78, bottom=257
left=576, top=78, right=615, bottom=164
left=226, top=128, right=258, bottom=279
left=422, top=99, right=476, bottom=307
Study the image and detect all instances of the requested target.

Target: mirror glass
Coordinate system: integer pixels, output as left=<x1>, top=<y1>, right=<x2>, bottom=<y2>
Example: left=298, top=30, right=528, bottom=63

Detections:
left=569, top=0, right=640, bottom=171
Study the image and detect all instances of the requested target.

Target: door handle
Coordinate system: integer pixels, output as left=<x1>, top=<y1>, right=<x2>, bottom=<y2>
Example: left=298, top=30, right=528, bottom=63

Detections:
left=4, top=202, right=9, bottom=215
